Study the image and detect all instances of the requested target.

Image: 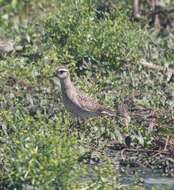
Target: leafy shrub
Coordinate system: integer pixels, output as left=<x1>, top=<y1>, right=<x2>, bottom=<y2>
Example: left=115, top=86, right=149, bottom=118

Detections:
left=44, top=0, right=147, bottom=74
left=0, top=110, right=82, bottom=189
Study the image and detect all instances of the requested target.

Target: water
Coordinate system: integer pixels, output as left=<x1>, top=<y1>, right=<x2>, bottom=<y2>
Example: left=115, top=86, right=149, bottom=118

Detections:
left=144, top=177, right=174, bottom=190
left=107, top=148, right=174, bottom=189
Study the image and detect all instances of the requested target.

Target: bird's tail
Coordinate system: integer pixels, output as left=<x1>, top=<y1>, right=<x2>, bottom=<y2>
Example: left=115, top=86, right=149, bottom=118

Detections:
left=100, top=104, right=130, bottom=119
left=101, top=108, right=117, bottom=117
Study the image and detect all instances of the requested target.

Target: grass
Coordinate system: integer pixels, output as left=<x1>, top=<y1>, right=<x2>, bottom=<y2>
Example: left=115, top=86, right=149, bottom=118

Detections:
left=0, top=0, right=174, bottom=189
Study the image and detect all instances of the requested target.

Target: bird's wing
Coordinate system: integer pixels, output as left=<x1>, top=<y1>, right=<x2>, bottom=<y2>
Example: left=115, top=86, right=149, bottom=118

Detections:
left=75, top=92, right=116, bottom=117
left=76, top=93, right=102, bottom=112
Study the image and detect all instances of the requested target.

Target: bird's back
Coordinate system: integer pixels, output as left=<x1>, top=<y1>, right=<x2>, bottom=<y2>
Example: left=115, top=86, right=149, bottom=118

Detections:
left=62, top=86, right=116, bottom=119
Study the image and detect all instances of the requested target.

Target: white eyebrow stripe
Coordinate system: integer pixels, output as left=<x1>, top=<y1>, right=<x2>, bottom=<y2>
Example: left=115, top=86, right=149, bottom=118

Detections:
left=58, top=68, right=68, bottom=72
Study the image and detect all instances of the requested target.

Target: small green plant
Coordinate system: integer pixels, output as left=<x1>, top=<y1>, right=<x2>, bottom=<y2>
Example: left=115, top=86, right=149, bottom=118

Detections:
left=0, top=110, right=83, bottom=189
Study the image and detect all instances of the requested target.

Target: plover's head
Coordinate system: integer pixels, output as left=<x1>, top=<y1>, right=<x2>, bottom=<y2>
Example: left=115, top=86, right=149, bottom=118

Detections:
left=55, top=67, right=70, bottom=80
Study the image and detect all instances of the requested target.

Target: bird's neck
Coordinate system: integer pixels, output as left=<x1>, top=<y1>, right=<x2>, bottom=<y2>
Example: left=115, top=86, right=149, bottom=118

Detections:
left=60, top=77, right=75, bottom=92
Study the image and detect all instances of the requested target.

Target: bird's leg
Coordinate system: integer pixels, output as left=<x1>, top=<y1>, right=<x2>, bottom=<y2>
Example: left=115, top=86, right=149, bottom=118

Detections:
left=76, top=118, right=86, bottom=128
left=76, top=118, right=86, bottom=138
left=61, top=111, right=75, bottom=134
left=67, top=115, right=84, bottom=136
left=67, top=118, right=76, bottom=134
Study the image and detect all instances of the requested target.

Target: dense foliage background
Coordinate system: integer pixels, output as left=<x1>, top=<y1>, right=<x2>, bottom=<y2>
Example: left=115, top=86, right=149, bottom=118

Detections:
left=0, top=0, right=174, bottom=189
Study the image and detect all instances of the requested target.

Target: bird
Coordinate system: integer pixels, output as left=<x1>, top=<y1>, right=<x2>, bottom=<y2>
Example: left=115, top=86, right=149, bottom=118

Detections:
left=54, top=66, right=117, bottom=120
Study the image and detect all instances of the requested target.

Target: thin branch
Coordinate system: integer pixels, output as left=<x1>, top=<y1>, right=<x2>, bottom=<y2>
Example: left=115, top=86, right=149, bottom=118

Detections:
left=140, top=59, right=174, bottom=74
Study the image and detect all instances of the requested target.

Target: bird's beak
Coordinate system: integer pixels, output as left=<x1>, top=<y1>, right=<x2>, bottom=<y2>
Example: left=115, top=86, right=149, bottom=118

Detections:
left=53, top=71, right=57, bottom=77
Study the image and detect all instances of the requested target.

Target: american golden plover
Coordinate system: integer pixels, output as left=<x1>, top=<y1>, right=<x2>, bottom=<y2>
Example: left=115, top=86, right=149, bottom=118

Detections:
left=55, top=66, right=116, bottom=119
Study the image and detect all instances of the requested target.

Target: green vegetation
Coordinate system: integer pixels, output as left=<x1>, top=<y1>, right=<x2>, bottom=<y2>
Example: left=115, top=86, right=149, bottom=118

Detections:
left=0, top=0, right=174, bottom=189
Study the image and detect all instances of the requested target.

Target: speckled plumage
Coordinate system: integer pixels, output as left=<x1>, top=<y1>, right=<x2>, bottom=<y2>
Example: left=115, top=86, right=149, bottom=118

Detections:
left=55, top=67, right=116, bottom=119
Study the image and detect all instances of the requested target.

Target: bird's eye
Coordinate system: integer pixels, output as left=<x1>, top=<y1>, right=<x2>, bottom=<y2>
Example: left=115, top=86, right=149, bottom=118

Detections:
left=59, top=70, right=64, bottom=74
